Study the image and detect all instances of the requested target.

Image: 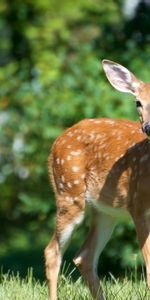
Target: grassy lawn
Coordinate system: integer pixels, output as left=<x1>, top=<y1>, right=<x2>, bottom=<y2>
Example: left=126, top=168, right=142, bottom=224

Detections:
left=0, top=269, right=150, bottom=300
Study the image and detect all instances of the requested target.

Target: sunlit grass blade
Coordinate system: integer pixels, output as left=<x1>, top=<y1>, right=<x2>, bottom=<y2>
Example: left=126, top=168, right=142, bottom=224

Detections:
left=0, top=269, right=150, bottom=300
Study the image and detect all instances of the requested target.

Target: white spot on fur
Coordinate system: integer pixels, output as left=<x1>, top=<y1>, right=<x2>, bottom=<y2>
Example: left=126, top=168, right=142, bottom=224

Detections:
left=67, top=155, right=71, bottom=160
left=56, top=158, right=60, bottom=164
left=59, top=183, right=64, bottom=189
left=70, top=150, right=81, bottom=156
left=65, top=196, right=74, bottom=202
left=89, top=134, right=95, bottom=140
left=93, top=120, right=101, bottom=124
left=77, top=136, right=81, bottom=141
left=61, top=159, right=64, bottom=165
left=105, top=119, right=114, bottom=124
left=61, top=139, right=66, bottom=145
left=72, top=166, right=79, bottom=172
left=74, top=180, right=80, bottom=185
left=131, top=130, right=136, bottom=134
left=67, top=132, right=73, bottom=137
left=106, top=156, right=110, bottom=160
left=67, top=182, right=72, bottom=188
left=61, top=175, right=65, bottom=182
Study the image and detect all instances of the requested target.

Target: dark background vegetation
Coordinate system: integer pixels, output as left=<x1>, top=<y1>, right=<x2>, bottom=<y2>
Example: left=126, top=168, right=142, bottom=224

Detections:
left=1, top=0, right=150, bottom=281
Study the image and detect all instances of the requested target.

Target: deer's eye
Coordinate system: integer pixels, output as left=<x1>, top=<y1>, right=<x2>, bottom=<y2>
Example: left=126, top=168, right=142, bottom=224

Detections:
left=136, top=101, right=143, bottom=108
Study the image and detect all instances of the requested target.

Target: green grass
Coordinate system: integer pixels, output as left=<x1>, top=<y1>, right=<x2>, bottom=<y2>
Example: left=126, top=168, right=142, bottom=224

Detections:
left=0, top=269, right=150, bottom=300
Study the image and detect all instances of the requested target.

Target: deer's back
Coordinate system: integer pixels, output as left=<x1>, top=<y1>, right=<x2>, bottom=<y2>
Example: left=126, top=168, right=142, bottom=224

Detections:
left=49, top=118, right=150, bottom=214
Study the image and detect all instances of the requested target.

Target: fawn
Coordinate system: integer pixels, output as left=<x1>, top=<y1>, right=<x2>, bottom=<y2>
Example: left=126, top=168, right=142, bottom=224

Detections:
left=45, top=59, right=150, bottom=300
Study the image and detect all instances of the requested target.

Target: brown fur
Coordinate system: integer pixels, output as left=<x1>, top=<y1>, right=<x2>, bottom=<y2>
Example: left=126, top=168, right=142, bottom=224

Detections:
left=45, top=60, right=150, bottom=300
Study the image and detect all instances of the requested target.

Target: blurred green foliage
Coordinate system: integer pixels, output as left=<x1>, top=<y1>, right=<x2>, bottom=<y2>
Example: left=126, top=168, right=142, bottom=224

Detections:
left=0, top=0, right=150, bottom=278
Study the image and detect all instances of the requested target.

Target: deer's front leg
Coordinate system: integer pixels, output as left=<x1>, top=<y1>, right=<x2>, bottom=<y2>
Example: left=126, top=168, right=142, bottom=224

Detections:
left=143, top=235, right=150, bottom=289
left=132, top=211, right=150, bottom=288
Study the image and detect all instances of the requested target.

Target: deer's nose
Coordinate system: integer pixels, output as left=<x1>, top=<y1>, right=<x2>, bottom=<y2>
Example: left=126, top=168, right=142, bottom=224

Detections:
left=143, top=123, right=150, bottom=137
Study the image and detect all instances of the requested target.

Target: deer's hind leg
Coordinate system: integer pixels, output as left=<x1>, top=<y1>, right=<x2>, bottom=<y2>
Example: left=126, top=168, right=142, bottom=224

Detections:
left=73, top=210, right=116, bottom=300
left=44, top=194, right=85, bottom=300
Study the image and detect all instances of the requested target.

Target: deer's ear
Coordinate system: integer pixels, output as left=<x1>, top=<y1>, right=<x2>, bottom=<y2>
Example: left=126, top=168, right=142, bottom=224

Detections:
left=102, top=59, right=142, bottom=95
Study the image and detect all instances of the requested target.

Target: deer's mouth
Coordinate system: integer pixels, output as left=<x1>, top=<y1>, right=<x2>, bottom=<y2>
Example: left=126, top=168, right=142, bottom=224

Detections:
left=142, top=123, right=150, bottom=138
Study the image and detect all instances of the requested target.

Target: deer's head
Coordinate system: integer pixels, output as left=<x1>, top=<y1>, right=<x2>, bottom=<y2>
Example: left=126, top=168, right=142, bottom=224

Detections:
left=102, top=59, right=150, bottom=138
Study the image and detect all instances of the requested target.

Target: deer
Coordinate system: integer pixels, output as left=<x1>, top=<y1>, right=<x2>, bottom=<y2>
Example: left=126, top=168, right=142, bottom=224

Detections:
left=44, top=59, right=150, bottom=300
